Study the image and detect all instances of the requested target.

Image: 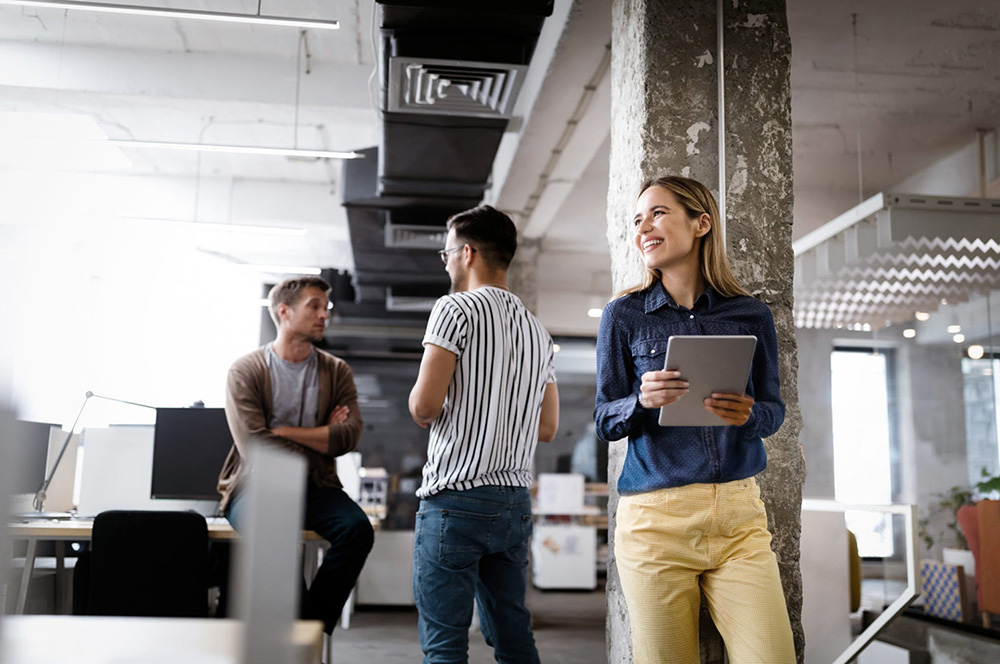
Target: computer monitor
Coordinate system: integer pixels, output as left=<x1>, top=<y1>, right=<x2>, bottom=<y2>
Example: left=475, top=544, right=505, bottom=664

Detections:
left=10, top=419, right=53, bottom=494
left=151, top=407, right=234, bottom=500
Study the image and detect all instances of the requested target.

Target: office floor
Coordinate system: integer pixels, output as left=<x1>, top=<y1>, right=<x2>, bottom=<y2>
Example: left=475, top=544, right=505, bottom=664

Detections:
left=331, top=580, right=607, bottom=663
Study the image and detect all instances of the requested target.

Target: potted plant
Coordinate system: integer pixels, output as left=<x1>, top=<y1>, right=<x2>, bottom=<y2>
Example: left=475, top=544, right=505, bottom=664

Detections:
left=918, top=484, right=974, bottom=552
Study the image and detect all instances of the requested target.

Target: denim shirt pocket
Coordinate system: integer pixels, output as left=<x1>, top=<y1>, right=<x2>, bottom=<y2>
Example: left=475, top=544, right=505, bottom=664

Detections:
left=630, top=338, right=671, bottom=378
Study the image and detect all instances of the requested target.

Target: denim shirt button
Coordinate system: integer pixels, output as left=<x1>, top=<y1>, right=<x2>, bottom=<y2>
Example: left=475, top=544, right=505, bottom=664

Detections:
left=689, top=314, right=695, bottom=319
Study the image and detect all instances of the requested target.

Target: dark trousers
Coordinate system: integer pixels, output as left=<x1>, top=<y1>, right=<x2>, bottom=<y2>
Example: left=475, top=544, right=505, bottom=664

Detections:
left=227, top=481, right=374, bottom=634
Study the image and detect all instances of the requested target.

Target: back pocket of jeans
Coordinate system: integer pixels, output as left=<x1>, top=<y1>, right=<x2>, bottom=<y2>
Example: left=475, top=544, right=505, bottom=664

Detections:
left=440, top=509, right=498, bottom=569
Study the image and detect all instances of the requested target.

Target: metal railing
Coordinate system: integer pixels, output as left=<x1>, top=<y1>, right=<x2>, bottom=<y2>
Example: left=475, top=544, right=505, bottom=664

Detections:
left=801, top=499, right=920, bottom=664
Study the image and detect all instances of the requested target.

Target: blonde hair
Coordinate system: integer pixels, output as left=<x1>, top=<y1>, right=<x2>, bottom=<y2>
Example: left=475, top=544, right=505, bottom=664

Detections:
left=616, top=175, right=749, bottom=299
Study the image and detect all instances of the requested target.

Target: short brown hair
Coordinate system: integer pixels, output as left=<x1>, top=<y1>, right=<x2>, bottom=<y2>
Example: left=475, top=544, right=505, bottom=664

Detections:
left=446, top=205, right=518, bottom=269
left=267, top=276, right=331, bottom=327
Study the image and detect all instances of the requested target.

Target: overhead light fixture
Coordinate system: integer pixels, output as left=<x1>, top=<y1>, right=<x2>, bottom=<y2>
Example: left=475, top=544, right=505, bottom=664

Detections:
left=968, top=345, right=985, bottom=360
left=947, top=324, right=962, bottom=334
left=953, top=333, right=966, bottom=344
left=903, top=328, right=916, bottom=339
left=233, top=264, right=322, bottom=275
left=0, top=1, right=340, bottom=30
left=104, top=139, right=362, bottom=160
left=914, top=311, right=930, bottom=321
left=553, top=344, right=561, bottom=353
left=114, top=216, right=308, bottom=236
left=587, top=308, right=603, bottom=319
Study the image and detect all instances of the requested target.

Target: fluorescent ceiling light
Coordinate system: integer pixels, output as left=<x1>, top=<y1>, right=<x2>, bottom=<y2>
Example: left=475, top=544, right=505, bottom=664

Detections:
left=104, top=139, right=362, bottom=160
left=232, top=264, right=322, bottom=275
left=0, top=1, right=340, bottom=30
left=116, top=216, right=307, bottom=236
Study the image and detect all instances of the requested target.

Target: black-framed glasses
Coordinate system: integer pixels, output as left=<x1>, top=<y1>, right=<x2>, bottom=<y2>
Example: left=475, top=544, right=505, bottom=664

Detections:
left=438, top=245, right=476, bottom=264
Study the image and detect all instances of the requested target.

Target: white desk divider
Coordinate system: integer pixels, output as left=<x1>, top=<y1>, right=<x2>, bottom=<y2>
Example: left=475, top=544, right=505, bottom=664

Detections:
left=232, top=440, right=308, bottom=664
left=77, top=425, right=218, bottom=517
left=801, top=500, right=920, bottom=664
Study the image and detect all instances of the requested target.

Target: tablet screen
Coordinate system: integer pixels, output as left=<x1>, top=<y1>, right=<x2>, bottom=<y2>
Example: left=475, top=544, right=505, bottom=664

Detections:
left=657, top=335, right=757, bottom=427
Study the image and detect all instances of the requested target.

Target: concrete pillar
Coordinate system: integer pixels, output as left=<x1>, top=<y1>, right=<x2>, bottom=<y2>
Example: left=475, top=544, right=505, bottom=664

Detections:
left=509, top=237, right=542, bottom=314
left=607, top=1, right=803, bottom=662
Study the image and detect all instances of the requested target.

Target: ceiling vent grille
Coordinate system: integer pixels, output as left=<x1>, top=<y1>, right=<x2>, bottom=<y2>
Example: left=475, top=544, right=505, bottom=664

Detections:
left=387, top=56, right=527, bottom=118
left=386, top=286, right=438, bottom=313
left=384, top=222, right=448, bottom=249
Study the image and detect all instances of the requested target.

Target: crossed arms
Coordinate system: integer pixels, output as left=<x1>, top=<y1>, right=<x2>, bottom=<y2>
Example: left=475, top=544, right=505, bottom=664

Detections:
left=225, top=364, right=363, bottom=459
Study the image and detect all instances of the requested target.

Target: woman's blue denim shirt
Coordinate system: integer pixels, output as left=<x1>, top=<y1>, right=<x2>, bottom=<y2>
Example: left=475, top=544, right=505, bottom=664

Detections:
left=594, top=283, right=784, bottom=494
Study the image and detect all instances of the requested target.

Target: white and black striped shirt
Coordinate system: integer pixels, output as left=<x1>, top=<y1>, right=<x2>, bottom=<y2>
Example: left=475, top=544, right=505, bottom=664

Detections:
left=417, top=286, right=557, bottom=498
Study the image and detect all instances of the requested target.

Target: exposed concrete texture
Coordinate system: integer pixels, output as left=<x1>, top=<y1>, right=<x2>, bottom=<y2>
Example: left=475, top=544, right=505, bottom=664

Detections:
left=608, top=1, right=802, bottom=662
left=510, top=237, right=542, bottom=314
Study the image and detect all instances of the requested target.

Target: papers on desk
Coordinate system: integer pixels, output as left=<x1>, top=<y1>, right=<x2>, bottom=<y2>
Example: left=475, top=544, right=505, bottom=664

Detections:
left=536, top=473, right=586, bottom=514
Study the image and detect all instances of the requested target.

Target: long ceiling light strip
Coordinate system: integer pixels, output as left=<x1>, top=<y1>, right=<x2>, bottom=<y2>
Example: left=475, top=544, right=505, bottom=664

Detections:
left=0, top=0, right=340, bottom=30
left=117, top=216, right=308, bottom=236
left=104, top=139, right=362, bottom=160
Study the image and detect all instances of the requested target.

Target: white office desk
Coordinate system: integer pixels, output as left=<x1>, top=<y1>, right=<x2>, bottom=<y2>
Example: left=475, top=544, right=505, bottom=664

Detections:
left=7, top=519, right=324, bottom=615
left=0, top=615, right=324, bottom=664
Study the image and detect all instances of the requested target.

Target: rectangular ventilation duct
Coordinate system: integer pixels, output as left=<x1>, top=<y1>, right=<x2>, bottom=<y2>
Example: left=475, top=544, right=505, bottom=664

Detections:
left=384, top=222, right=448, bottom=249
left=385, top=286, right=439, bottom=312
left=387, top=56, right=527, bottom=118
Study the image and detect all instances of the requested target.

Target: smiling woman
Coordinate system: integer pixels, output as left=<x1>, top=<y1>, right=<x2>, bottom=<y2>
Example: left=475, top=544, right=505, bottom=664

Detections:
left=595, top=175, right=794, bottom=664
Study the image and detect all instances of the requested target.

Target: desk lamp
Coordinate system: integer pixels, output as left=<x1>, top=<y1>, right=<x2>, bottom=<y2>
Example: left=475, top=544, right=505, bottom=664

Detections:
left=29, top=390, right=156, bottom=518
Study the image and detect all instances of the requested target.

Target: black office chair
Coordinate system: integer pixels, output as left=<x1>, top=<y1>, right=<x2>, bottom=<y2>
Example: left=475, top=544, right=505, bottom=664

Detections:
left=72, top=510, right=210, bottom=617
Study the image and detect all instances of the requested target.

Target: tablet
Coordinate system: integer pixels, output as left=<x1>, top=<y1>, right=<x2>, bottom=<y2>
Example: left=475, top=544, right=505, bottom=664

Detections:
left=657, top=335, right=757, bottom=427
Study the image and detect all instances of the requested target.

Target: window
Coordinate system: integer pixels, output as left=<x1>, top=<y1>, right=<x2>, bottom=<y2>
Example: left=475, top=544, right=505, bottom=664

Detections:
left=831, top=348, right=896, bottom=557
left=961, top=357, right=1000, bottom=487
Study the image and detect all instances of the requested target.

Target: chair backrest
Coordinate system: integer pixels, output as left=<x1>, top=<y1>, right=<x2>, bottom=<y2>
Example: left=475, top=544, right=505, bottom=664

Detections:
left=86, top=509, right=209, bottom=617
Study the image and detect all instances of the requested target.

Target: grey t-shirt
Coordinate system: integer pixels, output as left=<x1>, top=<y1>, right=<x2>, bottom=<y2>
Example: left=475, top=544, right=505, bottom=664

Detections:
left=265, top=343, right=320, bottom=428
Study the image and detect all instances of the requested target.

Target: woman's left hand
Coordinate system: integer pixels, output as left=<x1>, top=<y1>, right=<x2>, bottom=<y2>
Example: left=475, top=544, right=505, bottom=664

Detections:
left=704, top=392, right=754, bottom=426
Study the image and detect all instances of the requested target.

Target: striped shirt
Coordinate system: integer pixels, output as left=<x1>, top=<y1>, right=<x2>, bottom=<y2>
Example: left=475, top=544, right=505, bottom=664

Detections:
left=417, top=286, right=557, bottom=498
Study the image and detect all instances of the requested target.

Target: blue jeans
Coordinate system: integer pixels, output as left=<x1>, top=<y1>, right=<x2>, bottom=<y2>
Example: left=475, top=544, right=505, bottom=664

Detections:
left=413, top=485, right=540, bottom=664
left=227, top=481, right=373, bottom=634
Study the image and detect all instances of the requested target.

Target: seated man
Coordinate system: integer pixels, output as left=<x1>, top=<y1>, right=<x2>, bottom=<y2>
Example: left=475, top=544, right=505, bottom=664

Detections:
left=217, top=275, right=373, bottom=634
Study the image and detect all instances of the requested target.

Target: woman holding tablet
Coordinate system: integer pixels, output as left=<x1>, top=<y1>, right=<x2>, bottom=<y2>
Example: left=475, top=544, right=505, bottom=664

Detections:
left=594, top=175, right=793, bottom=663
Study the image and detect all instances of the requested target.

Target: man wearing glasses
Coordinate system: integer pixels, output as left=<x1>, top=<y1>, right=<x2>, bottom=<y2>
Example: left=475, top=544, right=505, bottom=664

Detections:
left=409, top=205, right=560, bottom=663
left=217, top=276, right=373, bottom=635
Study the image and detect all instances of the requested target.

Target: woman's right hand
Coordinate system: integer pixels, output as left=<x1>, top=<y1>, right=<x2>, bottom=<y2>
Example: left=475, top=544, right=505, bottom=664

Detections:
left=638, top=370, right=690, bottom=409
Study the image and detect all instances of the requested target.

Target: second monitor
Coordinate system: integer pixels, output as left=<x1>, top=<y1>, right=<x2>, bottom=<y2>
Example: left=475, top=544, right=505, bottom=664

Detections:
left=151, top=407, right=234, bottom=500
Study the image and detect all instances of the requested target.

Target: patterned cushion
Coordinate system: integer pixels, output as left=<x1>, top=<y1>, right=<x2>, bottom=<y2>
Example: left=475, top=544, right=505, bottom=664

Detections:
left=921, top=559, right=969, bottom=621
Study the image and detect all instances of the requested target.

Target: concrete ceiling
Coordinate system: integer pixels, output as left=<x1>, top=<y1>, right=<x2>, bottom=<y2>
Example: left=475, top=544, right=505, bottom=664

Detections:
left=2, top=0, right=999, bottom=338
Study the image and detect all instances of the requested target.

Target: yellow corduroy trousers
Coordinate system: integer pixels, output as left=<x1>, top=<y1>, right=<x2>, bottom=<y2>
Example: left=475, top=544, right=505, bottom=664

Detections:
left=614, top=477, right=795, bottom=664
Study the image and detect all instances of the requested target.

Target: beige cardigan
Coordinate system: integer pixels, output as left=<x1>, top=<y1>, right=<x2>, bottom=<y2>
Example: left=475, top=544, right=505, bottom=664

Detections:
left=216, top=346, right=363, bottom=512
